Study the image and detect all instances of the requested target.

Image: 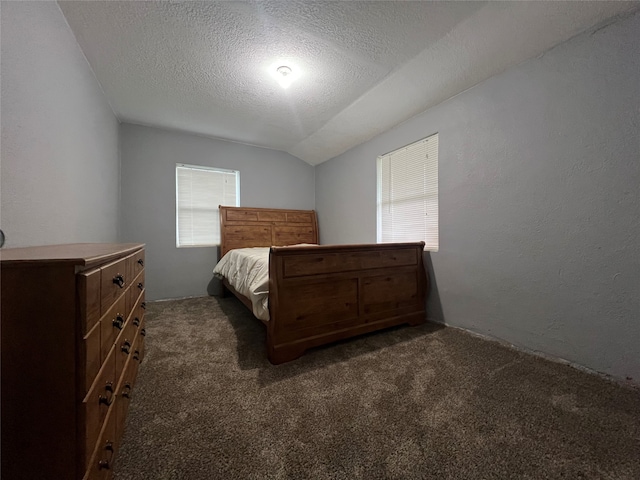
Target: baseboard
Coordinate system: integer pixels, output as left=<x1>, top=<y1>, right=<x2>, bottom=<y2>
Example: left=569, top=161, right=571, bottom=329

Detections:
left=427, top=318, right=639, bottom=390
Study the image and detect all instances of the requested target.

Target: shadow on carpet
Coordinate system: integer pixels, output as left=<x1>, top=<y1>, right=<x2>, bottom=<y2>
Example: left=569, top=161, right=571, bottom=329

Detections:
left=218, top=295, right=445, bottom=385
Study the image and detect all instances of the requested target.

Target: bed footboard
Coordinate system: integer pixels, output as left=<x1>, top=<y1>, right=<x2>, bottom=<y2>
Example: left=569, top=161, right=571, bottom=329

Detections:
left=267, top=242, right=427, bottom=364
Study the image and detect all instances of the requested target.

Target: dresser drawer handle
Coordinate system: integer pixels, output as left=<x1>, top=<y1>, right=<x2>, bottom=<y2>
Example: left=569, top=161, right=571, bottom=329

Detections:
left=121, top=340, right=131, bottom=354
left=137, top=258, right=144, bottom=267
left=98, top=441, right=114, bottom=470
left=137, top=282, right=144, bottom=290
left=122, top=382, right=132, bottom=399
left=141, top=328, right=146, bottom=337
left=113, top=274, right=125, bottom=288
left=99, top=382, right=114, bottom=406
left=141, top=302, right=146, bottom=310
left=133, top=317, right=140, bottom=327
left=133, top=349, right=140, bottom=361
left=112, top=314, right=125, bottom=330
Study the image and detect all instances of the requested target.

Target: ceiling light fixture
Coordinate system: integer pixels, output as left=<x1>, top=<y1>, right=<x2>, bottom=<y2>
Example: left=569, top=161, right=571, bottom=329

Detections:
left=274, top=65, right=295, bottom=89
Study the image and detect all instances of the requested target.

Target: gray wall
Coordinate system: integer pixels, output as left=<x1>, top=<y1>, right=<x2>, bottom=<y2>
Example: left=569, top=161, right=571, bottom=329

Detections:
left=315, top=11, right=640, bottom=382
left=120, top=124, right=315, bottom=301
left=0, top=1, right=119, bottom=247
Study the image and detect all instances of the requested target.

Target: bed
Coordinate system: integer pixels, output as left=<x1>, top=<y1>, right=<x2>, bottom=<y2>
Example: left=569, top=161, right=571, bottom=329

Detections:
left=214, top=206, right=428, bottom=364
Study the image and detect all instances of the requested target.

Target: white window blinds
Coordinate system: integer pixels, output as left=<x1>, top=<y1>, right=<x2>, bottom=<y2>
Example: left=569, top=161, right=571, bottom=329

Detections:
left=377, top=133, right=438, bottom=251
left=176, top=164, right=239, bottom=247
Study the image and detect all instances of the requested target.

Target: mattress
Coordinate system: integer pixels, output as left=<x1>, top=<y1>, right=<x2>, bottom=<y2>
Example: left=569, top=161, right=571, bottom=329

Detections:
left=213, top=247, right=271, bottom=320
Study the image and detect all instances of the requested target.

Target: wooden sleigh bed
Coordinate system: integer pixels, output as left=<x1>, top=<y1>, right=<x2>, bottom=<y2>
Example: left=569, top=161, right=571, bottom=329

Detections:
left=217, top=206, right=428, bottom=364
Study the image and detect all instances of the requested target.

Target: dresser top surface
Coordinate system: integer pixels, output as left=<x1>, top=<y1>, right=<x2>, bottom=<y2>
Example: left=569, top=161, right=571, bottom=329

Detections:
left=0, top=243, right=144, bottom=268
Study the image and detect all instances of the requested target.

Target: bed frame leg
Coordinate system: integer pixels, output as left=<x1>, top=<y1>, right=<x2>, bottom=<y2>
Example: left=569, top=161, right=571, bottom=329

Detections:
left=267, top=344, right=306, bottom=365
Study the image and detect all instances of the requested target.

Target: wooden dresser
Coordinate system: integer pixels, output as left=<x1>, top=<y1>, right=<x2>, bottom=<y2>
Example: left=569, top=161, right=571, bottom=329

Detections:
left=1, top=243, right=147, bottom=480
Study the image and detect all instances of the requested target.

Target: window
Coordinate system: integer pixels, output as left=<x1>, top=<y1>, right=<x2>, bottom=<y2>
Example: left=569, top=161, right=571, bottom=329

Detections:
left=176, top=164, right=239, bottom=247
left=377, top=133, right=438, bottom=251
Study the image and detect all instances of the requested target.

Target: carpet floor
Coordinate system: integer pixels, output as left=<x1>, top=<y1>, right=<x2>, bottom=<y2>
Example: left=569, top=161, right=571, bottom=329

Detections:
left=113, top=296, right=640, bottom=480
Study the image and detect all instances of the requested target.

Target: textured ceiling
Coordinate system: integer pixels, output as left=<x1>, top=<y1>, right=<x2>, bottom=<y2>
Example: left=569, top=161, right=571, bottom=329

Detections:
left=58, top=1, right=637, bottom=165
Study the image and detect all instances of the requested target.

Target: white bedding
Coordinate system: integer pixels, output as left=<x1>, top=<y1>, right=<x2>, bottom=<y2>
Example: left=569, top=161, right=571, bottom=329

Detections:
left=213, top=247, right=271, bottom=320
left=213, top=244, right=319, bottom=321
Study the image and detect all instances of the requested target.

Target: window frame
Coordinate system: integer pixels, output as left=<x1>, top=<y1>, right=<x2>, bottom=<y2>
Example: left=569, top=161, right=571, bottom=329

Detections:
left=175, top=163, right=240, bottom=248
left=376, top=133, right=439, bottom=251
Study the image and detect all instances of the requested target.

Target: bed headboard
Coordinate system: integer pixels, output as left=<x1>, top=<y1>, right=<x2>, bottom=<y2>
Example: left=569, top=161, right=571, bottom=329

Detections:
left=219, top=206, right=319, bottom=256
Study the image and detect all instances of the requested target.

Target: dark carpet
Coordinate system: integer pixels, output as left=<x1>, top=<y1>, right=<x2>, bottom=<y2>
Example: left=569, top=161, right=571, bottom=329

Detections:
left=113, top=296, right=640, bottom=480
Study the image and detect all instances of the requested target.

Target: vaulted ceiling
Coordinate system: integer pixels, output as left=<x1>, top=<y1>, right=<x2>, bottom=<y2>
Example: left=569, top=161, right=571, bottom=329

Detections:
left=58, top=1, right=637, bottom=165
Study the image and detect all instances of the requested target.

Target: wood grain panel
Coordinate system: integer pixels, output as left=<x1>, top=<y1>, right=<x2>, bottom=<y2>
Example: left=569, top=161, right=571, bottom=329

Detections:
left=273, top=226, right=316, bottom=246
left=100, top=257, right=128, bottom=316
left=116, top=349, right=138, bottom=442
left=135, top=318, right=147, bottom=364
left=78, top=267, right=101, bottom=334
left=286, top=212, right=313, bottom=223
left=130, top=294, right=145, bottom=341
left=279, top=279, right=358, bottom=329
left=81, top=345, right=116, bottom=472
left=81, top=322, right=102, bottom=395
left=225, top=225, right=271, bottom=249
left=258, top=211, right=286, bottom=222
left=372, top=249, right=417, bottom=268
left=127, top=269, right=144, bottom=317
left=283, top=248, right=416, bottom=278
left=361, top=272, right=419, bottom=315
left=115, top=318, right=136, bottom=385
left=219, top=206, right=318, bottom=256
left=0, top=243, right=143, bottom=269
left=283, top=253, right=334, bottom=277
left=226, top=209, right=258, bottom=222
left=1, top=263, right=79, bottom=479
left=84, top=402, right=117, bottom=480
left=131, top=249, right=145, bottom=277
left=100, top=295, right=127, bottom=361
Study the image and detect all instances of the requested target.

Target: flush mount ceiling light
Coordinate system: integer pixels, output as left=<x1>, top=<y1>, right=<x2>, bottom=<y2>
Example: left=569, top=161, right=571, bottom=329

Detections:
left=270, top=64, right=299, bottom=89
left=277, top=66, right=292, bottom=76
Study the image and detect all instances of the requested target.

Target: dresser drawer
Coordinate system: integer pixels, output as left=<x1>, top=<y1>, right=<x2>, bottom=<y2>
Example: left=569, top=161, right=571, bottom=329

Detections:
left=100, top=295, right=127, bottom=362
left=133, top=269, right=145, bottom=297
left=129, top=285, right=145, bottom=326
left=100, top=258, right=128, bottom=316
left=127, top=269, right=145, bottom=317
left=114, top=317, right=137, bottom=384
left=80, top=321, right=102, bottom=395
left=78, top=267, right=101, bottom=334
left=83, top=402, right=117, bottom=480
left=116, top=348, right=140, bottom=441
left=82, top=345, right=116, bottom=472
left=135, top=317, right=147, bottom=364
left=130, top=249, right=145, bottom=278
